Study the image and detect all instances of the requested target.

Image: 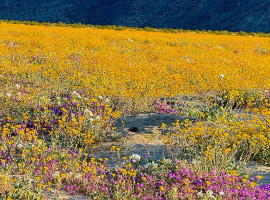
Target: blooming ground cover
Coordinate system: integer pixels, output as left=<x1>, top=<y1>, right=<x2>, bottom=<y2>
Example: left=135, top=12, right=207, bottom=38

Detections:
left=0, top=22, right=270, bottom=199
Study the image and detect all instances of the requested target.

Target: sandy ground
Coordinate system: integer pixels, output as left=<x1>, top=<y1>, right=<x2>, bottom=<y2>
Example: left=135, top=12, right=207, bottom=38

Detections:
left=243, top=162, right=270, bottom=185
left=92, top=113, right=270, bottom=184
left=50, top=113, right=270, bottom=199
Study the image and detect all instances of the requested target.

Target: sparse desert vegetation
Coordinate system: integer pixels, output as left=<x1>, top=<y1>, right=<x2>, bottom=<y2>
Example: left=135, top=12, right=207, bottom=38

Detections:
left=0, top=22, right=269, bottom=199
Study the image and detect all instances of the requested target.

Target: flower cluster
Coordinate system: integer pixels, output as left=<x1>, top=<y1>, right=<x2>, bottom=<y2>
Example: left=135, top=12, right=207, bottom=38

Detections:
left=1, top=143, right=269, bottom=199
left=0, top=91, right=121, bottom=148
left=154, top=99, right=180, bottom=114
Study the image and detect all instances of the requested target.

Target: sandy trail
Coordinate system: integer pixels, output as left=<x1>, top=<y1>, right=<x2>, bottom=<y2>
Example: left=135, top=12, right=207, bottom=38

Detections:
left=51, top=113, right=270, bottom=199
left=93, top=113, right=270, bottom=185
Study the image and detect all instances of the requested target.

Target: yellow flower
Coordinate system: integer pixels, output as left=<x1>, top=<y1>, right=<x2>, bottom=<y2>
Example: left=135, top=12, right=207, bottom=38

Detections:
left=122, top=169, right=127, bottom=175
left=250, top=182, right=256, bottom=188
left=110, top=146, right=116, bottom=150
left=224, top=148, right=231, bottom=154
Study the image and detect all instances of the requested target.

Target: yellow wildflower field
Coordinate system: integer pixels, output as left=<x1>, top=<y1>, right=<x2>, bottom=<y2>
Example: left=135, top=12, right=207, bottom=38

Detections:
left=0, top=23, right=269, bottom=99
left=0, top=22, right=270, bottom=199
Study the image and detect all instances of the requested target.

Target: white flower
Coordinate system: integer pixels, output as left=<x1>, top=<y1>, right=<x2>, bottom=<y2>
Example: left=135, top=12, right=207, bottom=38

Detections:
left=6, top=92, right=12, bottom=97
left=105, top=98, right=110, bottom=103
left=206, top=190, right=216, bottom=199
left=15, top=84, right=21, bottom=89
left=16, top=144, right=23, bottom=149
left=218, top=74, right=225, bottom=78
left=144, top=162, right=152, bottom=168
left=52, top=171, right=60, bottom=179
left=206, top=190, right=213, bottom=196
left=72, top=91, right=82, bottom=99
left=152, top=161, right=158, bottom=168
left=89, top=118, right=94, bottom=122
left=144, top=161, right=158, bottom=168
left=217, top=97, right=222, bottom=101
left=84, top=109, right=94, bottom=116
left=96, top=115, right=101, bottom=120
left=197, top=191, right=204, bottom=197
left=57, top=102, right=61, bottom=106
left=219, top=191, right=225, bottom=196
left=67, top=172, right=73, bottom=177
left=192, top=159, right=202, bottom=165
left=74, top=173, right=82, bottom=179
left=131, top=154, right=141, bottom=162
left=98, top=95, right=103, bottom=100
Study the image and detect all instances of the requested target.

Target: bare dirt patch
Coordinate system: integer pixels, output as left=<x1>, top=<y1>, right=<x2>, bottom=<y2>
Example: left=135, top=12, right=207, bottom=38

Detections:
left=49, top=112, right=270, bottom=199
left=93, top=113, right=270, bottom=185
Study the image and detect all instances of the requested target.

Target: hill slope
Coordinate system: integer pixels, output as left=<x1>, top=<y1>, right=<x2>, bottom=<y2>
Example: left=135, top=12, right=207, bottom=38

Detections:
left=0, top=0, right=270, bottom=32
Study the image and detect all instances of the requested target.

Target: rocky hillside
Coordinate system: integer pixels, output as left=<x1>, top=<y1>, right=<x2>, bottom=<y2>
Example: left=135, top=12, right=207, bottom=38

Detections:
left=0, top=0, right=270, bottom=32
